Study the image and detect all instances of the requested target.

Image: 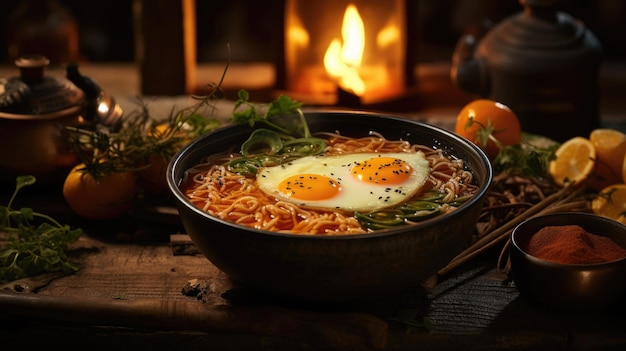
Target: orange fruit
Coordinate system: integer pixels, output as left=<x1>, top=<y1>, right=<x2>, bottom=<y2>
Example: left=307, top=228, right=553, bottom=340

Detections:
left=137, top=154, right=170, bottom=193
left=591, top=184, right=626, bottom=224
left=548, top=136, right=596, bottom=187
left=454, top=99, right=522, bottom=160
left=63, top=164, right=137, bottom=220
left=137, top=123, right=189, bottom=193
left=149, top=122, right=194, bottom=145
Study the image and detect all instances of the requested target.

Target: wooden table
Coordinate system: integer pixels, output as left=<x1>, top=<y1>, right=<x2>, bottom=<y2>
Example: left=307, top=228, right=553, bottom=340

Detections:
left=2, top=201, right=626, bottom=351
left=2, top=137, right=626, bottom=351
left=2, top=62, right=626, bottom=350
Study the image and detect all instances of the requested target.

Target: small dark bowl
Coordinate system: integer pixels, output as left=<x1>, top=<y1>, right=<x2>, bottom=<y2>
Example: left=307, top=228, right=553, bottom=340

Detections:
left=510, top=212, right=626, bottom=311
left=167, top=110, right=493, bottom=303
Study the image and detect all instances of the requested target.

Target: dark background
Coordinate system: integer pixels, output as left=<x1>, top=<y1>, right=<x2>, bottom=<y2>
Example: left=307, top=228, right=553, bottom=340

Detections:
left=1, top=0, right=625, bottom=66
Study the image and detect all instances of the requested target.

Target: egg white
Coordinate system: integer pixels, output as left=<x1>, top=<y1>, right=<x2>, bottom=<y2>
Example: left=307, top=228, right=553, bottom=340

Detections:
left=256, top=152, right=430, bottom=212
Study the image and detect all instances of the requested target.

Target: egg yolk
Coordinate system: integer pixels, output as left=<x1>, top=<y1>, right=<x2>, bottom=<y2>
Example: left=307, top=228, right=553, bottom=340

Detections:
left=278, top=173, right=341, bottom=201
left=350, top=157, right=413, bottom=185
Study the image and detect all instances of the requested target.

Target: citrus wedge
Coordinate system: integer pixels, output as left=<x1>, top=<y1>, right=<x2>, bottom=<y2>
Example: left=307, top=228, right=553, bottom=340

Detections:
left=591, top=183, right=626, bottom=224
left=589, top=160, right=622, bottom=192
left=548, top=136, right=596, bottom=187
left=589, top=128, right=626, bottom=179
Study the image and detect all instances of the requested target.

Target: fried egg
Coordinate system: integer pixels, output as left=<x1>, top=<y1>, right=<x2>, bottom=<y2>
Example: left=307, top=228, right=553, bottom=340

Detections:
left=256, top=152, right=430, bottom=212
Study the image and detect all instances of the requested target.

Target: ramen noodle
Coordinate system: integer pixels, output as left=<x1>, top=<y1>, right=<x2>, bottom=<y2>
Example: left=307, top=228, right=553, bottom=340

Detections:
left=182, top=132, right=479, bottom=235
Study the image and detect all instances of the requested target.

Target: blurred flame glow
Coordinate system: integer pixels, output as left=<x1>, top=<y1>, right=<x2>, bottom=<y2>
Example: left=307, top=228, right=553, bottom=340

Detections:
left=323, top=4, right=366, bottom=96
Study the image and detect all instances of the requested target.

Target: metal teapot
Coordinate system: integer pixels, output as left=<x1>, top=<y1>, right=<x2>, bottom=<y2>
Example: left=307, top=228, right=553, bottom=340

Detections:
left=0, top=55, right=123, bottom=182
left=451, top=0, right=602, bottom=142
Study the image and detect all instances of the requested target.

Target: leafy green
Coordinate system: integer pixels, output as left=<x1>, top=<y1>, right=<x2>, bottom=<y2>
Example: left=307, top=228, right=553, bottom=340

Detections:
left=232, top=90, right=311, bottom=138
left=240, top=128, right=284, bottom=157
left=0, top=176, right=83, bottom=282
left=228, top=90, right=327, bottom=175
left=492, top=132, right=560, bottom=177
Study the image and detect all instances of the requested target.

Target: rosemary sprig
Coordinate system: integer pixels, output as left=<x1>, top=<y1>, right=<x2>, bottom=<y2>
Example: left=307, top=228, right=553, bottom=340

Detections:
left=64, top=59, right=230, bottom=181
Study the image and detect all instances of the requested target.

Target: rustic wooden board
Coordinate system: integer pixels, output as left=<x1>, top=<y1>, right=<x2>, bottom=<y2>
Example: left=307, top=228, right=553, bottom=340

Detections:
left=2, top=156, right=626, bottom=350
left=3, top=219, right=626, bottom=351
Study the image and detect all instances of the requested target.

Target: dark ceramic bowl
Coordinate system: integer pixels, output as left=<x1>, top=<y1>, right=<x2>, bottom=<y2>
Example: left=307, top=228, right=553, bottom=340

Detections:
left=167, top=110, right=492, bottom=303
left=510, top=212, right=626, bottom=311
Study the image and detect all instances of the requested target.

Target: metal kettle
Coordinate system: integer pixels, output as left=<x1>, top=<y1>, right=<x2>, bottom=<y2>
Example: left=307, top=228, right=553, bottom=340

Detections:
left=451, top=0, right=603, bottom=142
left=0, top=55, right=123, bottom=181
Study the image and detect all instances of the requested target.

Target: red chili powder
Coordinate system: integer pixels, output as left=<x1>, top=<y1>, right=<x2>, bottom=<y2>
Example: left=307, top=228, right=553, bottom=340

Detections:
left=524, top=225, right=626, bottom=265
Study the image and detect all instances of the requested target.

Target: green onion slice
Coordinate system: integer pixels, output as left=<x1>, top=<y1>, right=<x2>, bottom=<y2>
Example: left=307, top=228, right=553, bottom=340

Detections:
left=281, top=137, right=327, bottom=156
left=240, top=129, right=283, bottom=156
left=227, top=157, right=263, bottom=175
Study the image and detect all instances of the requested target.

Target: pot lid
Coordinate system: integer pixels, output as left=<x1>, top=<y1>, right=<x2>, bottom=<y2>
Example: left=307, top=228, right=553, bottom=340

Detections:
left=0, top=55, right=85, bottom=120
left=477, top=0, right=602, bottom=69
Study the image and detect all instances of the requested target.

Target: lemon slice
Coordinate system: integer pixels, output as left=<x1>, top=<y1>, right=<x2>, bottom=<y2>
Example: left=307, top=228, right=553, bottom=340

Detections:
left=589, top=128, right=626, bottom=179
left=548, top=136, right=596, bottom=187
left=590, top=160, right=622, bottom=191
left=591, top=184, right=626, bottom=224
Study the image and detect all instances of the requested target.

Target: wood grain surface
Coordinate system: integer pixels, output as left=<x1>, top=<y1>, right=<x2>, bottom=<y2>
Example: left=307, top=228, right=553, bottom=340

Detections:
left=2, top=208, right=626, bottom=351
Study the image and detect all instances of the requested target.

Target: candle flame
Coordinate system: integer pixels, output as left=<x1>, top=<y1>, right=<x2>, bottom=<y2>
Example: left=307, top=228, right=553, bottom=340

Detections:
left=323, top=4, right=366, bottom=96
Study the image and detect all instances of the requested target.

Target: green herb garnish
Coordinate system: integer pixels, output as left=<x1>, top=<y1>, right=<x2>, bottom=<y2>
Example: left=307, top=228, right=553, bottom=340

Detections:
left=232, top=90, right=307, bottom=137
left=229, top=90, right=327, bottom=175
left=492, top=132, right=559, bottom=177
left=354, top=190, right=470, bottom=230
left=0, top=176, right=83, bottom=282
